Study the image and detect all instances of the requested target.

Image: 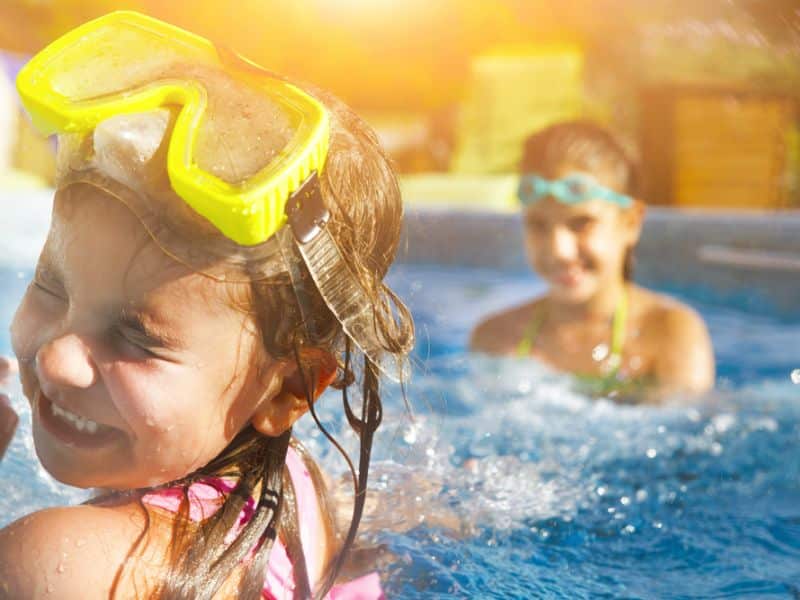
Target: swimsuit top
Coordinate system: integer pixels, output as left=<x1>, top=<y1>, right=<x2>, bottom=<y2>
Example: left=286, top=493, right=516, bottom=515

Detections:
left=516, top=290, right=638, bottom=396
left=142, top=446, right=383, bottom=600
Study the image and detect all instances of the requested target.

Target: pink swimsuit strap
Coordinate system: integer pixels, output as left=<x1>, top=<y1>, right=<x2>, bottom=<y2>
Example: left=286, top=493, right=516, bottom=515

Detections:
left=142, top=446, right=383, bottom=599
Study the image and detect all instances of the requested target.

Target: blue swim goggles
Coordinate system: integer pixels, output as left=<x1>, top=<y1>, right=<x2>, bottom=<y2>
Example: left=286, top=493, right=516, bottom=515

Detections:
left=518, top=174, right=632, bottom=208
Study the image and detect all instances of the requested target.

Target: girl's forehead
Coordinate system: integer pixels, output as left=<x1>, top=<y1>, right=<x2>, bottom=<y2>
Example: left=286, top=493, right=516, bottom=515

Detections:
left=49, top=184, right=235, bottom=307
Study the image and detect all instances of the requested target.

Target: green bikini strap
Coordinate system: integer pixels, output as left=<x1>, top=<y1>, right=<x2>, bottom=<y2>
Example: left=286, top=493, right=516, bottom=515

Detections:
left=516, top=289, right=628, bottom=361
left=516, top=305, right=546, bottom=357
left=607, top=288, right=628, bottom=369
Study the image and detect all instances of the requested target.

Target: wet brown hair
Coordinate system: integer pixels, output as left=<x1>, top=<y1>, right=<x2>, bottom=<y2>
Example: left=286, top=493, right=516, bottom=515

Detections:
left=99, top=65, right=413, bottom=599
left=520, top=120, right=640, bottom=280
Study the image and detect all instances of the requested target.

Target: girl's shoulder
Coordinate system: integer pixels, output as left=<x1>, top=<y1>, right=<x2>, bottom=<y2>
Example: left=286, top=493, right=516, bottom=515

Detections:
left=630, top=285, right=714, bottom=394
left=470, top=297, right=546, bottom=354
left=631, top=285, right=707, bottom=337
left=0, top=499, right=160, bottom=599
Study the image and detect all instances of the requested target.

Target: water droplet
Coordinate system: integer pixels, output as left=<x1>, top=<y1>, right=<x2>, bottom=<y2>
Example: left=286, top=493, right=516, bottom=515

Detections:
left=403, top=426, right=418, bottom=444
left=56, top=563, right=65, bottom=574
left=596, top=486, right=607, bottom=496
left=712, top=413, right=736, bottom=433
left=646, top=448, right=657, bottom=459
left=620, top=496, right=631, bottom=506
left=622, top=524, right=636, bottom=534
left=635, top=489, right=648, bottom=502
left=791, top=369, right=800, bottom=384
left=592, top=343, right=609, bottom=362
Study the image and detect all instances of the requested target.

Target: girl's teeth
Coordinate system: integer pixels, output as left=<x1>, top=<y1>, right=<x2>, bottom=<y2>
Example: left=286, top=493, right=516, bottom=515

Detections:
left=51, top=402, right=101, bottom=435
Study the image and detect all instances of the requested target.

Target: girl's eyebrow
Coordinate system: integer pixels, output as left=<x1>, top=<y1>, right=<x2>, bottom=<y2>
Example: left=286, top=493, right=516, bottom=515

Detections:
left=118, top=307, right=183, bottom=349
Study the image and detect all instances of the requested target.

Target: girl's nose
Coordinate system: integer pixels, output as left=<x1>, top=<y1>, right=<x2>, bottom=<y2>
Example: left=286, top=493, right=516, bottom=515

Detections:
left=549, top=226, right=579, bottom=261
left=35, top=333, right=97, bottom=392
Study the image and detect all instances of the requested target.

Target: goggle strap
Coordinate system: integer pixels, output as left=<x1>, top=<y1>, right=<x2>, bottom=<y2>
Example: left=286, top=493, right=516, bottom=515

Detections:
left=287, top=186, right=406, bottom=381
left=275, top=226, right=321, bottom=343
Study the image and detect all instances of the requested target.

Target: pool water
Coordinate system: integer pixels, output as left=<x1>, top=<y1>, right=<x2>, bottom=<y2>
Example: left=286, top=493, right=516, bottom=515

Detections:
left=2, top=262, right=800, bottom=598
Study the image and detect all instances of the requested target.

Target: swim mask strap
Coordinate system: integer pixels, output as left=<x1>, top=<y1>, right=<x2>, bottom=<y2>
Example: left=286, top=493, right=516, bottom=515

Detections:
left=518, top=174, right=633, bottom=208
left=279, top=173, right=407, bottom=382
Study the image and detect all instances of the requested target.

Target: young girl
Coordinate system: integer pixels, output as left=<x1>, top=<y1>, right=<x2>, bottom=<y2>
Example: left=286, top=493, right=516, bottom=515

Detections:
left=0, top=12, right=412, bottom=599
left=471, top=121, right=714, bottom=400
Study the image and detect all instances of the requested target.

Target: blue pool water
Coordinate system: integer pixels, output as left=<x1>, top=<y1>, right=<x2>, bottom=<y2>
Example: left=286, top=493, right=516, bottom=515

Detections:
left=2, top=258, right=800, bottom=598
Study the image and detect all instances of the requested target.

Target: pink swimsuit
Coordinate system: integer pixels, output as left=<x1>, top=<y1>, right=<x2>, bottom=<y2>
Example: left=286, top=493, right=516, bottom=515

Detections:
left=143, top=447, right=383, bottom=599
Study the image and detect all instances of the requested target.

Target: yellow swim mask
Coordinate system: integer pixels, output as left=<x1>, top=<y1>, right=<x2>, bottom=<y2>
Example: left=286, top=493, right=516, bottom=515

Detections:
left=16, top=10, right=329, bottom=247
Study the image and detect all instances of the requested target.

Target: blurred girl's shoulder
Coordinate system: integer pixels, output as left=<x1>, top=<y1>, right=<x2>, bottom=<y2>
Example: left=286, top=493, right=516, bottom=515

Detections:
left=632, top=285, right=708, bottom=339
left=470, top=297, right=546, bottom=353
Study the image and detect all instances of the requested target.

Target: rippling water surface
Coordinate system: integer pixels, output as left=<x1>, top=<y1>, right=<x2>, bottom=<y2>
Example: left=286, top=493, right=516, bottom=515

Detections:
left=2, top=262, right=799, bottom=598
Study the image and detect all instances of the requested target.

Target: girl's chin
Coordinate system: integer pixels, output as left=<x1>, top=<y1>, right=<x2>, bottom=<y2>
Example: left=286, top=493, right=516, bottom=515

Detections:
left=549, top=279, right=597, bottom=302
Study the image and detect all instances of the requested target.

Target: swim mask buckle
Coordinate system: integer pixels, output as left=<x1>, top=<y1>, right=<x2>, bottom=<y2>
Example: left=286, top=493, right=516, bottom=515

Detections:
left=287, top=173, right=330, bottom=244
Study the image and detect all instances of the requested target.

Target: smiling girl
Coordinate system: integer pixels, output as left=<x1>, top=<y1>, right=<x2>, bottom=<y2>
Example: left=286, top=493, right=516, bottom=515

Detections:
left=471, top=121, right=714, bottom=400
left=0, top=12, right=412, bottom=599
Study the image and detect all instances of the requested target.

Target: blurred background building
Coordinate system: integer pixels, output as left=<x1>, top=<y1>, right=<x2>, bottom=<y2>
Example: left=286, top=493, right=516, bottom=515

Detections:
left=0, top=0, right=798, bottom=208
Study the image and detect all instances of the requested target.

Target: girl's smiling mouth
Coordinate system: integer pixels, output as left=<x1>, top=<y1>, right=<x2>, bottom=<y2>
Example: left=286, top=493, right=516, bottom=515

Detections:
left=35, top=389, right=124, bottom=449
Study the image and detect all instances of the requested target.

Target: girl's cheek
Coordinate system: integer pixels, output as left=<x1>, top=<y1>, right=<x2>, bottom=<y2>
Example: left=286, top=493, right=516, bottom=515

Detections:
left=104, top=361, right=194, bottom=435
left=581, top=225, right=620, bottom=265
left=525, top=237, right=547, bottom=272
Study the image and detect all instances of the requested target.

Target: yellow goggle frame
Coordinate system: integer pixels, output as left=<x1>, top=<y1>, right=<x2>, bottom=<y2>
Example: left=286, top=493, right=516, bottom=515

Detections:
left=16, top=10, right=330, bottom=246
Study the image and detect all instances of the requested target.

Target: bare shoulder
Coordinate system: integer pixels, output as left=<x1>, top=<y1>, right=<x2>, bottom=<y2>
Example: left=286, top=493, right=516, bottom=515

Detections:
left=470, top=298, right=544, bottom=354
left=0, top=501, right=151, bottom=599
left=633, top=286, right=714, bottom=394
left=635, top=287, right=708, bottom=340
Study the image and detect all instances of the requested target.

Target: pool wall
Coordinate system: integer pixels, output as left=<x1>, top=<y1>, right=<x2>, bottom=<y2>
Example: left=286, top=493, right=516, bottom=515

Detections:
left=400, top=207, right=800, bottom=318
left=2, top=189, right=799, bottom=318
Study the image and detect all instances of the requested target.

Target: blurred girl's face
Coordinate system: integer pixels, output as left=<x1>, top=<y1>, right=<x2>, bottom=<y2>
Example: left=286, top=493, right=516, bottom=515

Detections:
left=522, top=163, right=642, bottom=303
left=10, top=184, right=281, bottom=490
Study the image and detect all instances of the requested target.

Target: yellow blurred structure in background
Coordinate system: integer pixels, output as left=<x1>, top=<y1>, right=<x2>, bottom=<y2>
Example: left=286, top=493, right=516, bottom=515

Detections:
left=0, top=0, right=798, bottom=209
left=452, top=44, right=584, bottom=174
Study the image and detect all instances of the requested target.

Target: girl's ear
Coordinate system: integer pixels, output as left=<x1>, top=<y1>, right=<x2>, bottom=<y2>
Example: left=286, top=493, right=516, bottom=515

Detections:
left=250, top=348, right=338, bottom=437
left=622, top=199, right=646, bottom=245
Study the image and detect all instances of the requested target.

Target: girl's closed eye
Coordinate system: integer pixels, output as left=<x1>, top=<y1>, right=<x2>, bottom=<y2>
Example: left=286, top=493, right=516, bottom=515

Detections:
left=115, top=312, right=181, bottom=361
